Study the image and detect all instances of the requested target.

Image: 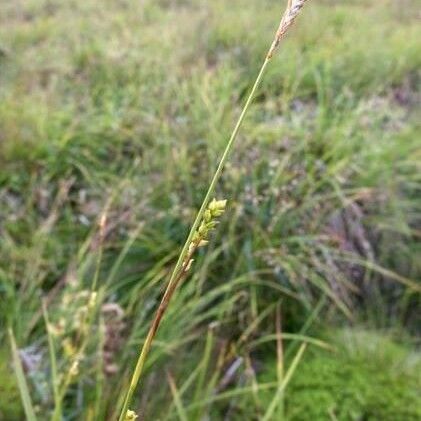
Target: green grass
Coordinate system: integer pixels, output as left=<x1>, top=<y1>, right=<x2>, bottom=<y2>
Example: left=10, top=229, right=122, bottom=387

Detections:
left=258, top=329, right=421, bottom=420
left=0, top=346, right=24, bottom=420
left=0, top=0, right=420, bottom=419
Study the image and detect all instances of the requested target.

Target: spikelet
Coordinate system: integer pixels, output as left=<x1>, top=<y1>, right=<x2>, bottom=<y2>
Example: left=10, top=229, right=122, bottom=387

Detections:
left=124, top=410, right=138, bottom=420
left=185, top=199, right=227, bottom=269
left=268, top=0, right=309, bottom=58
left=191, top=199, right=227, bottom=245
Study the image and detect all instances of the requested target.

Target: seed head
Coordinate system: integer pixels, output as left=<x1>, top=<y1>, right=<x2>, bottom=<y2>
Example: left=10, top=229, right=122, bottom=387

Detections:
left=195, top=199, right=227, bottom=241
left=186, top=198, right=227, bottom=267
left=88, top=291, right=97, bottom=309
left=268, top=0, right=309, bottom=58
left=125, top=410, right=138, bottom=420
left=208, top=199, right=227, bottom=214
left=69, top=360, right=79, bottom=377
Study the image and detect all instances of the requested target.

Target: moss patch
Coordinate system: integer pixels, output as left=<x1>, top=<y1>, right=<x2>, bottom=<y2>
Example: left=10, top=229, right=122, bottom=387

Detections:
left=285, top=330, right=421, bottom=420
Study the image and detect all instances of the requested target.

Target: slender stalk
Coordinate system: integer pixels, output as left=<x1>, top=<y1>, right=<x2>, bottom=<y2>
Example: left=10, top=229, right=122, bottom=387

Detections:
left=118, top=2, right=309, bottom=418
left=275, top=303, right=285, bottom=419
left=42, top=302, right=61, bottom=421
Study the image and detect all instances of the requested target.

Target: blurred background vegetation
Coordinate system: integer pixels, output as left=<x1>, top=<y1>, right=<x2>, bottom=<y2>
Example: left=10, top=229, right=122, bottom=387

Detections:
left=0, top=0, right=420, bottom=419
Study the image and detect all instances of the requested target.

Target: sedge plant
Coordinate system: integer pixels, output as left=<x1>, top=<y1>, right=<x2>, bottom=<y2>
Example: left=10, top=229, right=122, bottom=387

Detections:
left=118, top=1, right=310, bottom=419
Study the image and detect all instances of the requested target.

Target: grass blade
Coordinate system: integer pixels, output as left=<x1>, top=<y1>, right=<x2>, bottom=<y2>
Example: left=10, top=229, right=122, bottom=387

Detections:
left=167, top=371, right=189, bottom=421
left=42, top=301, right=61, bottom=421
left=262, top=342, right=307, bottom=421
left=8, top=328, right=38, bottom=421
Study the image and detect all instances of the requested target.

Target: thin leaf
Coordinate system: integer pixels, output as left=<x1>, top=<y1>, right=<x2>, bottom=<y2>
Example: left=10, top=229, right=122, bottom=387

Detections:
left=8, top=328, right=38, bottom=421
left=262, top=343, right=307, bottom=421
left=42, top=301, right=61, bottom=421
left=167, top=371, right=189, bottom=421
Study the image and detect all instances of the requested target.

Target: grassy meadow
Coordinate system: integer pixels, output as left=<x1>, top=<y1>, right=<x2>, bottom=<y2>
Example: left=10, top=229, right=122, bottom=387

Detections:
left=0, top=0, right=420, bottom=419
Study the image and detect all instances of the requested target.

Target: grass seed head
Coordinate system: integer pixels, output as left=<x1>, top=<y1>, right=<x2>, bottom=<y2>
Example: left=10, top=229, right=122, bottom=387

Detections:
left=69, top=360, right=79, bottom=378
left=124, top=410, right=138, bottom=420
left=268, top=0, right=309, bottom=58
left=191, top=199, right=227, bottom=249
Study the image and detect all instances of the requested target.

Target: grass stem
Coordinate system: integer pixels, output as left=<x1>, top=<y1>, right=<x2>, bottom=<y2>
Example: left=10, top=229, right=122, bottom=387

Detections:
left=118, top=2, right=309, bottom=418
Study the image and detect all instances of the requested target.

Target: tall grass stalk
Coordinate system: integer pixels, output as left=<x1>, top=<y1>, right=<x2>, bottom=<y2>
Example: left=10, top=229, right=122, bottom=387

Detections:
left=118, top=1, right=309, bottom=418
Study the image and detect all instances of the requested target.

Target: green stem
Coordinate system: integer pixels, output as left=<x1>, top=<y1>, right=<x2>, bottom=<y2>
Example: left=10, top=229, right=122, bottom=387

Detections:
left=42, top=302, right=61, bottom=421
left=118, top=55, right=272, bottom=420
